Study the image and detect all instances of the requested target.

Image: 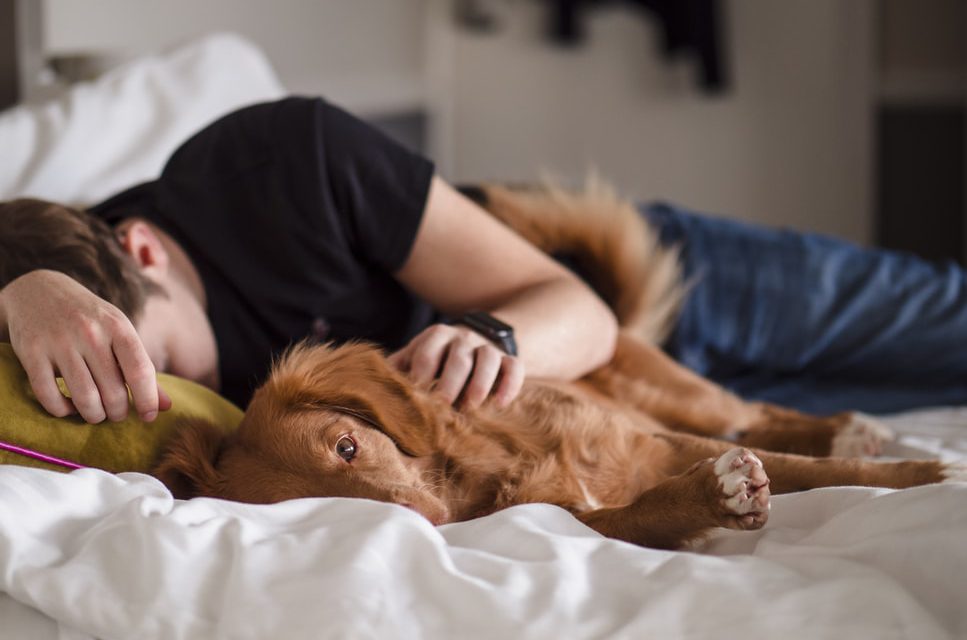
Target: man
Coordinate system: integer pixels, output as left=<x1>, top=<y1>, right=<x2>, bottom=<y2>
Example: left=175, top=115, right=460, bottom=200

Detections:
left=0, top=97, right=617, bottom=424
left=4, top=96, right=967, bottom=423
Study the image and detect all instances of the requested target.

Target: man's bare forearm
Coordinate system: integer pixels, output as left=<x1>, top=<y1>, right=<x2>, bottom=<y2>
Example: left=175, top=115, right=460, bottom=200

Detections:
left=490, top=276, right=617, bottom=381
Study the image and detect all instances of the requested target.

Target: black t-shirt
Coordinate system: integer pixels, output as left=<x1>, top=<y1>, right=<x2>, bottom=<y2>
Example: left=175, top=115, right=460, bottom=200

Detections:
left=91, top=97, right=436, bottom=407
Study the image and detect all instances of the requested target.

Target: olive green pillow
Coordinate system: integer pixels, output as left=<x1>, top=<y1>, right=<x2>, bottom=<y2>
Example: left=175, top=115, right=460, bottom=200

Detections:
left=0, top=342, right=242, bottom=473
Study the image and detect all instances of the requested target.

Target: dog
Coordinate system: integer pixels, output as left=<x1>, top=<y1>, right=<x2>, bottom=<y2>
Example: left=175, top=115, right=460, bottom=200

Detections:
left=153, top=183, right=965, bottom=550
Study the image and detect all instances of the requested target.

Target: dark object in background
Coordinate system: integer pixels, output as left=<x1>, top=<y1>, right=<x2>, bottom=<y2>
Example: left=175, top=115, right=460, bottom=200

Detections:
left=0, top=0, right=16, bottom=108
left=0, top=0, right=45, bottom=110
left=876, top=106, right=965, bottom=264
left=545, top=0, right=727, bottom=93
left=454, top=0, right=501, bottom=33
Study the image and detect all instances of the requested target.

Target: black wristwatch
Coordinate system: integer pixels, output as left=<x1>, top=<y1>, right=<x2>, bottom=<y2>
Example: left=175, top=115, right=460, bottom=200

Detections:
left=453, top=311, right=518, bottom=357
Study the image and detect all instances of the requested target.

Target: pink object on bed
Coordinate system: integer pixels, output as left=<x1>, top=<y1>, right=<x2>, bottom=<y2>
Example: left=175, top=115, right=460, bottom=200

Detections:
left=0, top=440, right=87, bottom=470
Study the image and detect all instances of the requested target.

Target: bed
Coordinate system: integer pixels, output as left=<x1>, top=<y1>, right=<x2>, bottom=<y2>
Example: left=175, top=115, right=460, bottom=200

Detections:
left=1, top=34, right=966, bottom=640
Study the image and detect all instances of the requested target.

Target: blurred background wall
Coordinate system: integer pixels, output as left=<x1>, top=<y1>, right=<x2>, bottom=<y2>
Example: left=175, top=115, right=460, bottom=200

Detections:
left=27, top=0, right=967, bottom=251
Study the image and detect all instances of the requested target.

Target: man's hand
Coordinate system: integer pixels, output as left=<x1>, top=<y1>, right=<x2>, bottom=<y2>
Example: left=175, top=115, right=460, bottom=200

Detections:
left=388, top=323, right=524, bottom=409
left=0, top=270, right=171, bottom=423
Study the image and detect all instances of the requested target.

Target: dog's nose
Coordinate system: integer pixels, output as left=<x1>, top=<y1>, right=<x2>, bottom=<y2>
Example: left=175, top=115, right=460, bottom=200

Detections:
left=399, top=502, right=447, bottom=526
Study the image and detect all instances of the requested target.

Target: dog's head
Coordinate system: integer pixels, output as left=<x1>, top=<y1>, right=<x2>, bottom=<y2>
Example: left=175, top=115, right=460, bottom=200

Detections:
left=152, top=342, right=452, bottom=524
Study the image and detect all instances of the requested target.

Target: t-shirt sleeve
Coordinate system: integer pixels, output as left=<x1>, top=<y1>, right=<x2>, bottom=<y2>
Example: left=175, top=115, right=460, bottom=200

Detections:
left=313, top=99, right=435, bottom=272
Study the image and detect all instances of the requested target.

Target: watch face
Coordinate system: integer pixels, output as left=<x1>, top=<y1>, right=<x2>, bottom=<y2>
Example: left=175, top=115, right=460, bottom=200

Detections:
left=457, top=312, right=517, bottom=356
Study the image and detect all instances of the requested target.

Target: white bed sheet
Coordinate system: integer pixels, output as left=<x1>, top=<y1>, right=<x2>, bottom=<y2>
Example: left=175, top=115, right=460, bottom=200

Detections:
left=1, top=410, right=965, bottom=640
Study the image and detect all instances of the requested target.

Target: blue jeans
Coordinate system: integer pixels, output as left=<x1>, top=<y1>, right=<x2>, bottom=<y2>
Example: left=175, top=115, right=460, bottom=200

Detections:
left=643, top=203, right=967, bottom=415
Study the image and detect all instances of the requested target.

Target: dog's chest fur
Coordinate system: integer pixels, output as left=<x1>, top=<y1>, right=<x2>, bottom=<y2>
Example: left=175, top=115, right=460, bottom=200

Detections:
left=429, top=382, right=672, bottom=519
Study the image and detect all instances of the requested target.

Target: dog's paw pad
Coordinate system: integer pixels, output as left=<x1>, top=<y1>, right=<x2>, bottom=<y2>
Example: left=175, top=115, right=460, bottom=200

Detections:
left=942, top=462, right=967, bottom=484
left=713, top=448, right=770, bottom=529
left=831, top=413, right=895, bottom=458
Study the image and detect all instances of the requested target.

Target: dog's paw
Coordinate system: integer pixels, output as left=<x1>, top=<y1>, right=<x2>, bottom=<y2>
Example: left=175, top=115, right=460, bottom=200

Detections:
left=713, top=448, right=770, bottom=530
left=942, top=462, right=967, bottom=484
left=831, top=413, right=895, bottom=458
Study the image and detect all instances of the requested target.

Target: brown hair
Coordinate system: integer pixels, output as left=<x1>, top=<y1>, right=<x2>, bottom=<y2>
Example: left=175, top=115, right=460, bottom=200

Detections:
left=0, top=198, right=163, bottom=320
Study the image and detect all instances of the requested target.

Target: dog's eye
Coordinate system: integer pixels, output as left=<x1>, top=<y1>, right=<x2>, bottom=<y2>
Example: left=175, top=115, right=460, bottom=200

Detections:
left=335, top=435, right=357, bottom=462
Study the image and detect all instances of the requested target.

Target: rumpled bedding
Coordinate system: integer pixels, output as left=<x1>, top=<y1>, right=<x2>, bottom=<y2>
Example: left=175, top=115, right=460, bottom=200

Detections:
left=1, top=408, right=965, bottom=640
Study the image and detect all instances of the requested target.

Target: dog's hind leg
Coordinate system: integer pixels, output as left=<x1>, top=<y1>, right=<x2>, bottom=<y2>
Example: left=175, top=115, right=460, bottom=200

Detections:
left=580, top=333, right=769, bottom=438
left=582, top=334, right=895, bottom=457
left=731, top=409, right=896, bottom=458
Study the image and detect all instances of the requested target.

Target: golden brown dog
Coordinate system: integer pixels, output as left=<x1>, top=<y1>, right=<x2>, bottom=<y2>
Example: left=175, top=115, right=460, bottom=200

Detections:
left=153, top=184, right=964, bottom=550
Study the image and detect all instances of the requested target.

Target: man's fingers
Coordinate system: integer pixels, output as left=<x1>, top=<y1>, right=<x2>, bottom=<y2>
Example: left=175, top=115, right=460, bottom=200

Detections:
left=407, top=327, right=453, bottom=385
left=113, top=333, right=160, bottom=421
left=23, top=357, right=76, bottom=418
left=460, top=346, right=502, bottom=409
left=386, top=348, right=410, bottom=372
left=494, top=355, right=525, bottom=409
left=397, top=324, right=521, bottom=408
left=435, top=342, right=475, bottom=404
left=157, top=384, right=172, bottom=412
left=84, top=353, right=131, bottom=423
left=56, top=352, right=106, bottom=424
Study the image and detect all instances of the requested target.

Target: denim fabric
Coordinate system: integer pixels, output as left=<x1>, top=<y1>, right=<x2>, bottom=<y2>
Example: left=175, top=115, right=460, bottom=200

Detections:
left=642, top=202, right=967, bottom=415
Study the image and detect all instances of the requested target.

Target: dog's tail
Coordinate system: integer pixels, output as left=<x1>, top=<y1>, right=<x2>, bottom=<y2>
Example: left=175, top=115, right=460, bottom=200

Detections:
left=463, top=179, right=685, bottom=345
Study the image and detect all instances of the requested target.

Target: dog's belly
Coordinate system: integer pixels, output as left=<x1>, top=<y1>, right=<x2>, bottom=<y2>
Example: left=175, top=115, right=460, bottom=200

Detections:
left=510, top=379, right=667, bottom=438
left=493, top=382, right=673, bottom=511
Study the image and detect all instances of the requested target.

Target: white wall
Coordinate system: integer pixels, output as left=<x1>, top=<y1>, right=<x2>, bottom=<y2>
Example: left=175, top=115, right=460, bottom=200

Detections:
left=42, top=0, right=875, bottom=242
left=432, top=0, right=875, bottom=243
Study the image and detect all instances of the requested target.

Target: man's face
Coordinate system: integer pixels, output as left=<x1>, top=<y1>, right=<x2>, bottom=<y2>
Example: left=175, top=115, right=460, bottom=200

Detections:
left=134, top=294, right=172, bottom=375
left=134, top=279, right=219, bottom=391
left=116, top=217, right=219, bottom=392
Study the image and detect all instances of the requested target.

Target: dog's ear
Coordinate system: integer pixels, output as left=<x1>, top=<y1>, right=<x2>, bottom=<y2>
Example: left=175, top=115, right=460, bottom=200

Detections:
left=348, top=360, right=439, bottom=457
left=268, top=342, right=442, bottom=457
left=152, top=418, right=229, bottom=499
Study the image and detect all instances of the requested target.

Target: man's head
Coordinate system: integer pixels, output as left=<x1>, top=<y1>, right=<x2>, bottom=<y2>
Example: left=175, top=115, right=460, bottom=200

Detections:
left=0, top=198, right=162, bottom=319
left=0, top=198, right=218, bottom=388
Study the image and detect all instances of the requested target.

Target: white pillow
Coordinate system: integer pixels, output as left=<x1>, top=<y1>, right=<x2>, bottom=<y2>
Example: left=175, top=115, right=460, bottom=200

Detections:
left=0, top=32, right=285, bottom=206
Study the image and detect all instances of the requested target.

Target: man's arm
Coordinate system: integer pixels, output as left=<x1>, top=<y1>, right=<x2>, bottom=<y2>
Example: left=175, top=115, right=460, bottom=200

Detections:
left=391, top=176, right=618, bottom=408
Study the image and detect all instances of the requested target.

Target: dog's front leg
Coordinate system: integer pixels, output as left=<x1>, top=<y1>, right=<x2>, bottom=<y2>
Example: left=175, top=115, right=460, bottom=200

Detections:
left=654, top=431, right=959, bottom=493
left=577, top=447, right=771, bottom=550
